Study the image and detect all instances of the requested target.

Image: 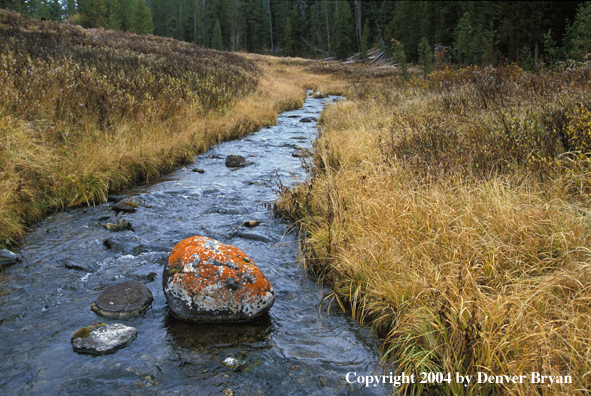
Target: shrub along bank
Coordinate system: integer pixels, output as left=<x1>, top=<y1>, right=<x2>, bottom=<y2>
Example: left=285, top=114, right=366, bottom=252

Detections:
left=277, top=63, right=591, bottom=394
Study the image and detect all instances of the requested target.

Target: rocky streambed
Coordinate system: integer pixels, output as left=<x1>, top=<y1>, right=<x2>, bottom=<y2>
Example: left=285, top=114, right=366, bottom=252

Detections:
left=0, top=94, right=391, bottom=396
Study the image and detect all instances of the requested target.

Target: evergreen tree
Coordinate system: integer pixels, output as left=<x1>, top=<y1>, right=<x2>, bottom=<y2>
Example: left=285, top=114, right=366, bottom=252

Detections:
left=283, top=8, right=297, bottom=56
left=212, top=18, right=223, bottom=50
left=244, top=0, right=264, bottom=53
left=454, top=12, right=475, bottom=65
left=392, top=38, right=407, bottom=80
left=118, top=0, right=134, bottom=31
left=85, top=0, right=107, bottom=28
left=418, top=36, right=432, bottom=77
left=66, top=0, right=76, bottom=16
left=360, top=18, right=371, bottom=60
left=106, top=0, right=121, bottom=30
left=521, top=45, right=534, bottom=71
left=334, top=1, right=354, bottom=60
left=47, top=0, right=62, bottom=21
left=132, top=0, right=154, bottom=35
left=571, top=2, right=591, bottom=61
left=543, top=29, right=559, bottom=68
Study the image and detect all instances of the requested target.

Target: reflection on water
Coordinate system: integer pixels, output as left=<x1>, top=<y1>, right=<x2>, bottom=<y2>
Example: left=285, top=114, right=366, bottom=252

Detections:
left=0, top=94, right=392, bottom=396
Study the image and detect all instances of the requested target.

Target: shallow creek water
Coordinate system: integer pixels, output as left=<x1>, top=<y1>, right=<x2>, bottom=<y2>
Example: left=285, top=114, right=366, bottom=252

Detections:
left=0, top=94, right=392, bottom=396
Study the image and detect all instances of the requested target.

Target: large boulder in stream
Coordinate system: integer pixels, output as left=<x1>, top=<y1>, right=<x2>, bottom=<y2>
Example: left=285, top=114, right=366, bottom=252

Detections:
left=163, top=236, right=275, bottom=322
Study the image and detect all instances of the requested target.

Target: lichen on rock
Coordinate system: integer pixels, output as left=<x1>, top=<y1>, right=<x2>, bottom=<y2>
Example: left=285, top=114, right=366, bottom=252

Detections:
left=162, top=236, right=275, bottom=322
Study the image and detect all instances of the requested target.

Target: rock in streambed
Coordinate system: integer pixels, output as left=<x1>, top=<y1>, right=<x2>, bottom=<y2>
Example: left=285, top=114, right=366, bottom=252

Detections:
left=0, top=249, right=22, bottom=267
left=162, top=236, right=275, bottom=322
left=91, top=280, right=153, bottom=319
left=71, top=323, right=137, bottom=355
left=225, top=155, right=251, bottom=168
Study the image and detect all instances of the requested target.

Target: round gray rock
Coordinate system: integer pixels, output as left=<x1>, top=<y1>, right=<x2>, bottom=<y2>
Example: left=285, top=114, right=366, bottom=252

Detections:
left=71, top=323, right=137, bottom=355
left=91, top=280, right=153, bottom=319
left=225, top=155, right=251, bottom=167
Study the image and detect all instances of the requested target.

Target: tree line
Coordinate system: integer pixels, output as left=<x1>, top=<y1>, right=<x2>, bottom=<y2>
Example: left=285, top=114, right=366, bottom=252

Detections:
left=2, top=0, right=591, bottom=67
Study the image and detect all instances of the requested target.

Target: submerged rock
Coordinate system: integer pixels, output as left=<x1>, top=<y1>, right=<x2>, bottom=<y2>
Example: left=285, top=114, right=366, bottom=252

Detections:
left=292, top=148, right=312, bottom=158
left=112, top=201, right=138, bottom=213
left=0, top=249, right=22, bottom=267
left=91, top=280, right=153, bottom=319
left=299, top=117, right=317, bottom=123
left=103, top=234, right=146, bottom=255
left=162, top=236, right=275, bottom=322
left=104, top=219, right=133, bottom=232
left=64, top=260, right=99, bottom=273
left=71, top=323, right=137, bottom=355
left=221, top=357, right=244, bottom=369
left=192, top=168, right=205, bottom=173
left=243, top=221, right=260, bottom=228
left=225, top=155, right=251, bottom=168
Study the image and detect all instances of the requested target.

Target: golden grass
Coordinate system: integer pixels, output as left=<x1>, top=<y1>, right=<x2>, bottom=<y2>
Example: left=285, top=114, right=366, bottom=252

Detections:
left=277, top=64, right=591, bottom=394
left=0, top=11, right=348, bottom=248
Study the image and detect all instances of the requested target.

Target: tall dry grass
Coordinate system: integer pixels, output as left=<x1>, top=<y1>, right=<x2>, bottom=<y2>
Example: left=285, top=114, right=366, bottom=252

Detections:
left=277, top=64, right=591, bottom=394
left=0, top=10, right=347, bottom=248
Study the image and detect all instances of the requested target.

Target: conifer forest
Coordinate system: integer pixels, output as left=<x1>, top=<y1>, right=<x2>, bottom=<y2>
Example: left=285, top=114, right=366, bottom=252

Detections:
left=1, top=0, right=590, bottom=66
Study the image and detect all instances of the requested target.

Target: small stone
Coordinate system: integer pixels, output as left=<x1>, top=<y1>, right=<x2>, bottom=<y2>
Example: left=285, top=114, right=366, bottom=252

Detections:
left=104, top=219, right=133, bottom=232
left=91, top=280, right=153, bottom=319
left=192, top=168, right=205, bottom=173
left=222, top=388, right=234, bottom=396
left=221, top=357, right=243, bottom=369
left=235, top=232, right=273, bottom=243
left=112, top=201, right=137, bottom=213
left=103, top=235, right=146, bottom=255
left=71, top=323, right=137, bottom=355
left=0, top=249, right=22, bottom=267
left=225, top=155, right=251, bottom=168
left=64, top=260, right=99, bottom=273
left=292, top=149, right=312, bottom=158
left=243, top=221, right=260, bottom=228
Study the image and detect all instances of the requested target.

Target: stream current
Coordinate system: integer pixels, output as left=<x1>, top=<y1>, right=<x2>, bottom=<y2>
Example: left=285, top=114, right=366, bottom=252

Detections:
left=0, top=94, right=391, bottom=395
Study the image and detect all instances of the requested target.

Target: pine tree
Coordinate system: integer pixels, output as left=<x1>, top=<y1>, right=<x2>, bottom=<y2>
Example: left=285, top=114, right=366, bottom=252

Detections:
left=283, top=9, right=297, bottom=57
left=118, top=0, right=134, bottom=31
left=212, top=18, right=223, bottom=50
left=334, top=2, right=354, bottom=60
left=543, top=29, right=559, bottom=68
left=47, top=0, right=62, bottom=21
left=85, top=0, right=107, bottom=28
left=360, top=18, right=371, bottom=60
left=571, top=2, right=591, bottom=61
left=106, top=0, right=121, bottom=30
left=521, top=45, right=533, bottom=71
left=454, top=12, right=474, bottom=65
left=418, top=36, right=432, bottom=77
left=132, top=0, right=154, bottom=35
left=392, top=39, right=407, bottom=81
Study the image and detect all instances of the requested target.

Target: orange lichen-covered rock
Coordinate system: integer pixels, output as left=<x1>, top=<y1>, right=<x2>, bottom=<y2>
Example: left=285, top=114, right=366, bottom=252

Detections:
left=162, top=236, right=275, bottom=322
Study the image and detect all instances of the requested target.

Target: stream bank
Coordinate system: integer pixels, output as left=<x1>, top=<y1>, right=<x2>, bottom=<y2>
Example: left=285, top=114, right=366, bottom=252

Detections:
left=0, top=94, right=391, bottom=396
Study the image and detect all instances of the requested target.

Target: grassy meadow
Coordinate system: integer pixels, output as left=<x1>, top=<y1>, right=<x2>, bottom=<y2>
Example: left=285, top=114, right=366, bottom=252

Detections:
left=277, top=64, right=591, bottom=394
left=0, top=10, right=348, bottom=248
left=2, top=8, right=591, bottom=396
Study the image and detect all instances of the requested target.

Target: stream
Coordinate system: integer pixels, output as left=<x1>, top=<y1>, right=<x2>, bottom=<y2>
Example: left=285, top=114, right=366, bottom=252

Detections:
left=0, top=93, right=392, bottom=396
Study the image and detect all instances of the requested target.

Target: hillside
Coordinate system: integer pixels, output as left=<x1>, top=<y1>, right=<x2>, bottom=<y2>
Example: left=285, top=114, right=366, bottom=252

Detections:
left=0, top=10, right=344, bottom=247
